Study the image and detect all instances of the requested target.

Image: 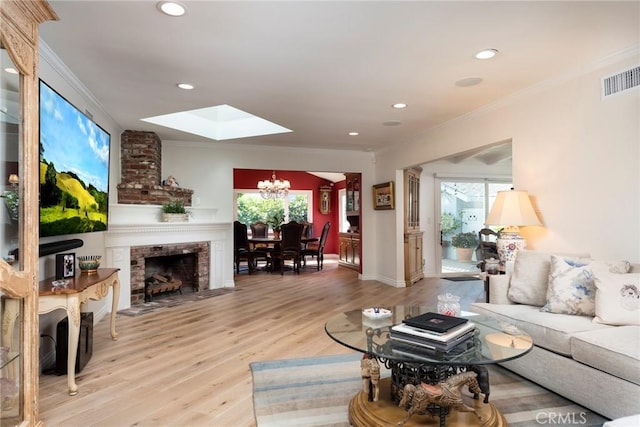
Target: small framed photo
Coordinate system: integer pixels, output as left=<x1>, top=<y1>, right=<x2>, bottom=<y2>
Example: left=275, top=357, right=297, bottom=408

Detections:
left=55, top=253, right=76, bottom=279
left=372, top=181, right=395, bottom=210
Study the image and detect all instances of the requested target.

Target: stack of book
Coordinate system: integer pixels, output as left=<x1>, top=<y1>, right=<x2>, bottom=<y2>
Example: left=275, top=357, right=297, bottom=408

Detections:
left=390, top=312, right=476, bottom=356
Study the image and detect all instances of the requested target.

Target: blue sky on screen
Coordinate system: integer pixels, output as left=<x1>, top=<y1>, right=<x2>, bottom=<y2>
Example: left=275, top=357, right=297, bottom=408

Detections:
left=40, top=81, right=110, bottom=192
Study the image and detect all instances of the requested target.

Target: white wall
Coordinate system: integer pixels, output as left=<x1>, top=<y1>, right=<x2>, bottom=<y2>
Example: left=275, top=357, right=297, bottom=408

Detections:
left=376, top=52, right=640, bottom=285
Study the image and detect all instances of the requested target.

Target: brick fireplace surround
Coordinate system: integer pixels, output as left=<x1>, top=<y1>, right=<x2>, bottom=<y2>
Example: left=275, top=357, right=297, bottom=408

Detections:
left=104, top=130, right=234, bottom=309
left=130, top=241, right=210, bottom=304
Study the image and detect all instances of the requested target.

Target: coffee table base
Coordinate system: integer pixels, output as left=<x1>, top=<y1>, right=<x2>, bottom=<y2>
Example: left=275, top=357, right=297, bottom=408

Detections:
left=349, top=378, right=507, bottom=427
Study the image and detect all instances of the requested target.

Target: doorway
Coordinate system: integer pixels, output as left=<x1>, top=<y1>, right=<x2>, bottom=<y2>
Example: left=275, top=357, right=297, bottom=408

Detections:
left=438, top=179, right=512, bottom=274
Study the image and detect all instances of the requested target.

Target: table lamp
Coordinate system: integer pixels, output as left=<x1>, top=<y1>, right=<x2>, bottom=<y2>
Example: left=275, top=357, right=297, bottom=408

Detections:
left=485, top=189, right=541, bottom=271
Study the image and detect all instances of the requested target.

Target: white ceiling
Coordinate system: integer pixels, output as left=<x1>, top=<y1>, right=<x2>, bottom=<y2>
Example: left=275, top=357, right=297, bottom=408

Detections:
left=37, top=1, right=639, bottom=153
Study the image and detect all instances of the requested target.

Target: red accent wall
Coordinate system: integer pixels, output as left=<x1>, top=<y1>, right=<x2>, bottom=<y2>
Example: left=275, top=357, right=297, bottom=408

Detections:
left=234, top=169, right=340, bottom=254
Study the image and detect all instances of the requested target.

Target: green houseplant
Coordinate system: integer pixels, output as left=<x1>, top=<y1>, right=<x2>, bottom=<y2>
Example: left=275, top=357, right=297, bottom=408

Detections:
left=266, top=210, right=284, bottom=234
left=161, top=200, right=189, bottom=222
left=452, top=231, right=478, bottom=262
left=1, top=190, right=19, bottom=222
left=451, top=232, right=478, bottom=248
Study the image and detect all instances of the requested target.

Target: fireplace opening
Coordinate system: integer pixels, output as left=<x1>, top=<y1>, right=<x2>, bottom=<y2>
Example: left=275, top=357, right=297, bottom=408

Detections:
left=144, top=253, right=196, bottom=301
left=130, top=241, right=210, bottom=305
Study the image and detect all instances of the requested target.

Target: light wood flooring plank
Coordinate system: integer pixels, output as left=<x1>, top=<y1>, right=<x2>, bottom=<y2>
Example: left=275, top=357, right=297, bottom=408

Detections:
left=39, top=258, right=484, bottom=426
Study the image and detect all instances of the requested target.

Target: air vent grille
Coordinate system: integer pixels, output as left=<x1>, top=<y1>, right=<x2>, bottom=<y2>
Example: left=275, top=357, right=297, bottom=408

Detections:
left=602, top=66, right=640, bottom=97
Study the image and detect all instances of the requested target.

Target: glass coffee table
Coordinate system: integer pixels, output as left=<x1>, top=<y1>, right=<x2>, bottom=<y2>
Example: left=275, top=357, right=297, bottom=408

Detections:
left=325, top=306, right=533, bottom=427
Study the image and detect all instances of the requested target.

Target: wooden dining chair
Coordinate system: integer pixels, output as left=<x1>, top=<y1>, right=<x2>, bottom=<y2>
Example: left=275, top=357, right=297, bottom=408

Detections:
left=302, top=221, right=330, bottom=270
left=273, top=221, right=304, bottom=274
left=249, top=220, right=272, bottom=268
left=233, top=221, right=255, bottom=274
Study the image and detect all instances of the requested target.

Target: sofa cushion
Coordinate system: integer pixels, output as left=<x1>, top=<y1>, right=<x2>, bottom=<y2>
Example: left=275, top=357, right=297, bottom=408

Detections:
left=571, top=326, right=640, bottom=386
left=507, top=250, right=589, bottom=306
left=540, top=255, right=596, bottom=316
left=592, top=271, right=640, bottom=326
left=470, top=302, right=611, bottom=356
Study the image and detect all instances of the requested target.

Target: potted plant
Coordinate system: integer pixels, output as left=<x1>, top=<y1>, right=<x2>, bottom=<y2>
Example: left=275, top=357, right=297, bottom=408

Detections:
left=451, top=232, right=478, bottom=262
left=266, top=211, right=284, bottom=238
left=1, top=189, right=19, bottom=222
left=161, top=200, right=189, bottom=222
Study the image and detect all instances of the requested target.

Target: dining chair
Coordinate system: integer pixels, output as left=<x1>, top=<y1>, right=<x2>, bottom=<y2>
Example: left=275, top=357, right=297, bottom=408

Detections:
left=249, top=220, right=272, bottom=268
left=273, top=221, right=304, bottom=274
left=233, top=221, right=255, bottom=274
left=302, top=221, right=330, bottom=270
left=475, top=228, right=499, bottom=270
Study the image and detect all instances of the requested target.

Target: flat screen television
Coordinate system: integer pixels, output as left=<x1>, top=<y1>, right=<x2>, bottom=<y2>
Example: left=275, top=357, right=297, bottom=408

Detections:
left=39, top=80, right=110, bottom=237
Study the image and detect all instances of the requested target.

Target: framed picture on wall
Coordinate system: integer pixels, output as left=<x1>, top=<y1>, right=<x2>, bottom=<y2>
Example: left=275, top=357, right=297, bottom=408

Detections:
left=55, top=253, right=76, bottom=279
left=319, top=185, right=332, bottom=214
left=372, top=181, right=395, bottom=210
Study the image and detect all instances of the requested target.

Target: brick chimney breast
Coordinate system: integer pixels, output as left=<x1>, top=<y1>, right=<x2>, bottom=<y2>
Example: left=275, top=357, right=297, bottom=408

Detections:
left=117, top=130, right=193, bottom=206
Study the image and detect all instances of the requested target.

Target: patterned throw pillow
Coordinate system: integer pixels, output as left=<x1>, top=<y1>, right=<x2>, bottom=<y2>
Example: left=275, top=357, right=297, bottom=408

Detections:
left=507, top=250, right=590, bottom=306
left=540, top=255, right=596, bottom=316
left=593, top=272, right=640, bottom=325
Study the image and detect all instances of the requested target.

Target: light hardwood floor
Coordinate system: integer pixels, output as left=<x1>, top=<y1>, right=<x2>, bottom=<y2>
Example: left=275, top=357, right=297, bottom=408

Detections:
left=39, top=257, right=485, bottom=426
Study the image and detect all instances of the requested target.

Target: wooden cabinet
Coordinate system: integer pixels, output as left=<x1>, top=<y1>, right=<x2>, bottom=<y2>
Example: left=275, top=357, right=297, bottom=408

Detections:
left=345, top=173, right=360, bottom=229
left=404, top=231, right=423, bottom=285
left=404, top=168, right=423, bottom=286
left=341, top=173, right=361, bottom=271
left=0, top=1, right=57, bottom=425
left=338, top=232, right=360, bottom=270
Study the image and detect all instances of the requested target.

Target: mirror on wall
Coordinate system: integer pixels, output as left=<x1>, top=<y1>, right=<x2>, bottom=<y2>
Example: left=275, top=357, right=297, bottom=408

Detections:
left=1, top=46, right=21, bottom=269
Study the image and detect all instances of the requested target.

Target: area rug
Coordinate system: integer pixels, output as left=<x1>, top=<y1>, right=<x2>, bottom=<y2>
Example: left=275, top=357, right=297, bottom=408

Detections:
left=251, top=353, right=609, bottom=427
left=117, top=287, right=239, bottom=316
left=445, top=276, right=482, bottom=282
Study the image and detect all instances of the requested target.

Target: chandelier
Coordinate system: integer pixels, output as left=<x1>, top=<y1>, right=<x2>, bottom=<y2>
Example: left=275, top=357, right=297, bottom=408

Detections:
left=257, top=171, right=290, bottom=199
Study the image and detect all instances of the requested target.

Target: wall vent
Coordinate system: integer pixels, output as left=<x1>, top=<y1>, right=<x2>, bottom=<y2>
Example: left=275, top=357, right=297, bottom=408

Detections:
left=601, top=66, right=640, bottom=97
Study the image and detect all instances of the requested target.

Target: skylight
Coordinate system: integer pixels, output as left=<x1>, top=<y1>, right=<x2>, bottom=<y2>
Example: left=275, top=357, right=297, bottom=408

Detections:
left=141, top=104, right=292, bottom=141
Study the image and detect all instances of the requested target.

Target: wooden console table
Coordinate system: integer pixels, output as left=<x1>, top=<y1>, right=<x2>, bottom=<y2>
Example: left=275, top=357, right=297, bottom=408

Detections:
left=39, top=268, right=120, bottom=395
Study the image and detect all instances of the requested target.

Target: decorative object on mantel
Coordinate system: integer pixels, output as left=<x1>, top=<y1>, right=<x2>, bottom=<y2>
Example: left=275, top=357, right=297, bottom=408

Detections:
left=257, top=170, right=290, bottom=199
left=161, top=200, right=190, bottom=222
left=162, top=175, right=180, bottom=187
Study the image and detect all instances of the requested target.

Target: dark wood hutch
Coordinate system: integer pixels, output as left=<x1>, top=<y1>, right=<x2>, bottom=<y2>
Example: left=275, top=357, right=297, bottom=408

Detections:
left=338, top=173, right=361, bottom=271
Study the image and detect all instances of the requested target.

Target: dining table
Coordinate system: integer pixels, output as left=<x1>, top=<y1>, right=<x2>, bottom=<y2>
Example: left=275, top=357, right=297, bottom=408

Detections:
left=247, top=236, right=319, bottom=271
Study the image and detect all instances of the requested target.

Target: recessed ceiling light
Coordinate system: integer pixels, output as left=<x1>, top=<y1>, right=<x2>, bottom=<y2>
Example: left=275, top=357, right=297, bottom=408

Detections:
left=4, top=67, right=18, bottom=75
left=177, top=83, right=194, bottom=90
left=392, top=103, right=407, bottom=109
left=455, top=77, right=483, bottom=87
left=349, top=132, right=359, bottom=136
left=474, top=49, right=498, bottom=60
left=157, top=1, right=186, bottom=17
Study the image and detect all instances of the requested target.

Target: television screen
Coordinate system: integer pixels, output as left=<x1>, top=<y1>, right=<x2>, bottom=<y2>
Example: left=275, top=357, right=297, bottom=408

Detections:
left=39, top=80, right=110, bottom=237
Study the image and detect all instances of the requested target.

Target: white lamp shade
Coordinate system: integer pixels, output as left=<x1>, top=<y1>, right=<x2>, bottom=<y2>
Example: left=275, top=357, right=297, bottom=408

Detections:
left=485, top=190, right=541, bottom=227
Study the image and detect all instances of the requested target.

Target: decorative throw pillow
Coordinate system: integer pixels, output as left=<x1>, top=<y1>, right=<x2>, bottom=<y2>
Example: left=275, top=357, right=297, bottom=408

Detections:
left=593, top=272, right=640, bottom=326
left=540, top=255, right=596, bottom=316
left=589, top=259, right=632, bottom=275
left=507, top=250, right=590, bottom=306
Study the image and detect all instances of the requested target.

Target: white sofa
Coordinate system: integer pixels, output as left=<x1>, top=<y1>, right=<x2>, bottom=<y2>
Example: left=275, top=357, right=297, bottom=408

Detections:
left=470, top=250, right=640, bottom=420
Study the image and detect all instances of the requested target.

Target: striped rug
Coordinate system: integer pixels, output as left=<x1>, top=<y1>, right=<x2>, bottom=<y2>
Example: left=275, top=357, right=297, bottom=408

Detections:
left=251, top=353, right=609, bottom=427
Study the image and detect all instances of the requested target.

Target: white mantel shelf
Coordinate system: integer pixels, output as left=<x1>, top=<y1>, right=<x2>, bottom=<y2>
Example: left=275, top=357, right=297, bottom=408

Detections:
left=104, top=204, right=234, bottom=310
